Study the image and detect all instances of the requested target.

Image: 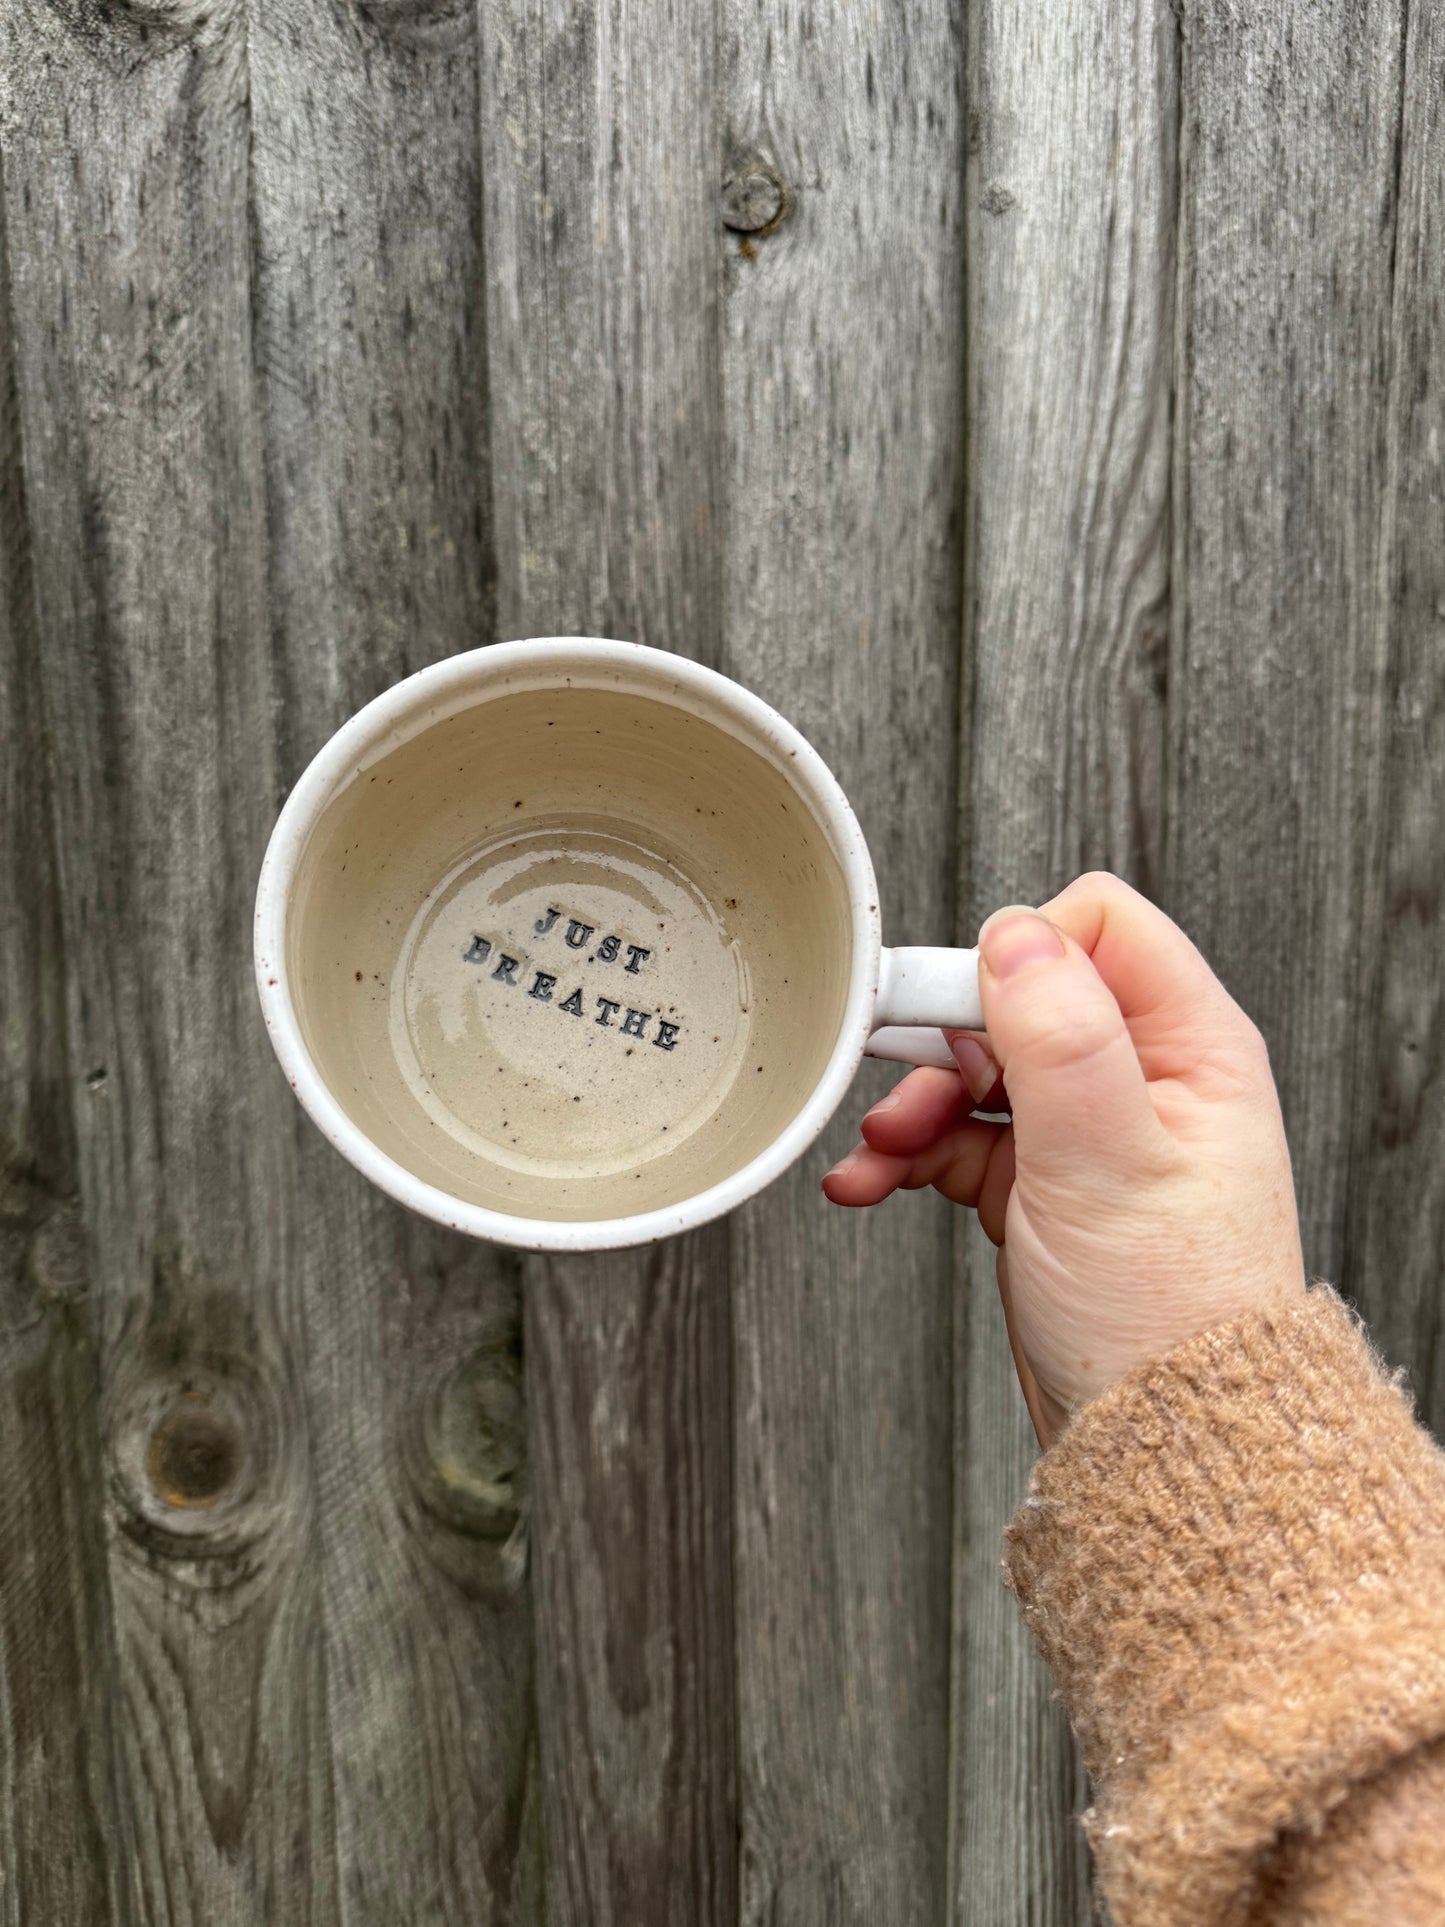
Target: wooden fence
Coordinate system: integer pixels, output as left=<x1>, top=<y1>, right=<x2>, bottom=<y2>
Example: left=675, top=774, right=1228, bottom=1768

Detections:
left=1, top=0, right=1440, bottom=1919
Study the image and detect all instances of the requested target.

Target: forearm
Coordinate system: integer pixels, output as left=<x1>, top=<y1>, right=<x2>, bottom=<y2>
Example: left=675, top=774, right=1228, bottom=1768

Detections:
left=1003, top=1289, right=1445, bottom=1926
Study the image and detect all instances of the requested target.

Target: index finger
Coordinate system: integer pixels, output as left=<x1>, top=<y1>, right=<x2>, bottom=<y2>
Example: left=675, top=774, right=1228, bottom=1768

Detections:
left=860, top=1065, right=972, bottom=1156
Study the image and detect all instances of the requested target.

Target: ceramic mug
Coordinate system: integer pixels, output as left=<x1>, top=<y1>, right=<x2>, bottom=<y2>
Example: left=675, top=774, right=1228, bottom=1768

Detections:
left=254, top=638, right=984, bottom=1252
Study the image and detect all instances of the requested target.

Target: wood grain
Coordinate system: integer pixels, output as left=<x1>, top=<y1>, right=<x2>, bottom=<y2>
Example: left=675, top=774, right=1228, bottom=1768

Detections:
left=478, top=0, right=737, bottom=1917
left=718, top=5, right=964, bottom=1918
left=1169, top=0, right=1406, bottom=1281
left=2, top=4, right=1438, bottom=1920
left=523, top=1236, right=735, bottom=1923
left=952, top=3, right=1178, bottom=1918
left=479, top=0, right=724, bottom=645
left=1345, top=0, right=1445, bottom=1432
left=249, top=0, right=496, bottom=779
left=0, top=164, right=129, bottom=1927
left=247, top=5, right=542, bottom=1916
left=0, top=9, right=336, bottom=1921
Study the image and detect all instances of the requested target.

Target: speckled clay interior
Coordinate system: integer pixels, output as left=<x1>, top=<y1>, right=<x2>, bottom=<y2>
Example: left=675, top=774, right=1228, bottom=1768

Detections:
left=287, top=684, right=853, bottom=1221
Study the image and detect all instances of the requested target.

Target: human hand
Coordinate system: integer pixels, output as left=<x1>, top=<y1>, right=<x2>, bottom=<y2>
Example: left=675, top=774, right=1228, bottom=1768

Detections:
left=822, top=873, right=1306, bottom=1446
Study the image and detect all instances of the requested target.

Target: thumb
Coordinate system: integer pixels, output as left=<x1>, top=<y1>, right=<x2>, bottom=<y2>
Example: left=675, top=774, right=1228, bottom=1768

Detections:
left=977, top=906, right=1170, bottom=1182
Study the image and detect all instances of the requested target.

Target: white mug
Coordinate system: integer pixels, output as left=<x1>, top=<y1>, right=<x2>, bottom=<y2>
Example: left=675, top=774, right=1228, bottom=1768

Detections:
left=254, top=638, right=983, bottom=1252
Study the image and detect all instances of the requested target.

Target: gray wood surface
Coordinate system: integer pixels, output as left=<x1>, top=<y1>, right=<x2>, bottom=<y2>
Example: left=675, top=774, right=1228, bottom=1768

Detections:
left=2, top=0, right=1441, bottom=1921
left=954, top=3, right=1177, bottom=1913
left=1169, top=0, right=1406, bottom=1283
left=523, top=1239, right=735, bottom=1924
left=248, top=6, right=541, bottom=1917
left=0, top=12, right=335, bottom=1921
left=719, top=6, right=963, bottom=1919
left=477, top=1, right=738, bottom=1917
left=1345, top=0, right=1445, bottom=1436
left=0, top=167, right=128, bottom=1927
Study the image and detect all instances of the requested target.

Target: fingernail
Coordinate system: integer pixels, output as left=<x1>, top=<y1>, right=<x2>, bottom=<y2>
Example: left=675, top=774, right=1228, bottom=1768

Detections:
left=863, top=1091, right=901, bottom=1120
left=824, top=1152, right=858, bottom=1181
left=950, top=1035, right=1000, bottom=1105
left=979, top=909, right=1066, bottom=979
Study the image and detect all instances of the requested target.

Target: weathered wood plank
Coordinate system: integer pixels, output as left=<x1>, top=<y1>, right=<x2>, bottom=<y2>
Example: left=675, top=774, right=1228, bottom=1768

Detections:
left=1345, top=1, right=1445, bottom=1433
left=718, top=7, right=964, bottom=1917
left=477, top=1, right=737, bottom=1912
left=1169, top=0, right=1405, bottom=1282
left=0, top=165, right=129, bottom=1927
left=479, top=0, right=724, bottom=643
left=954, top=1231, right=1092, bottom=1927
left=246, top=6, right=542, bottom=1916
left=0, top=13, right=336, bottom=1921
left=523, top=1235, right=735, bottom=1922
left=952, top=3, right=1177, bottom=1918
left=249, top=0, right=495, bottom=768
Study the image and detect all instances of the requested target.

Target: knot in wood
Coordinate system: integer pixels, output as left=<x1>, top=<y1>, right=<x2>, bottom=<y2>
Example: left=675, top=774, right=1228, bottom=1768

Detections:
left=28, top=1205, right=88, bottom=1306
left=0, top=1168, right=48, bottom=1227
left=1, top=1187, right=85, bottom=1336
left=722, top=162, right=786, bottom=235
left=355, top=0, right=474, bottom=45
left=47, top=0, right=242, bottom=54
left=148, top=1396, right=239, bottom=1508
left=417, top=1343, right=526, bottom=1541
left=108, top=1351, right=291, bottom=1565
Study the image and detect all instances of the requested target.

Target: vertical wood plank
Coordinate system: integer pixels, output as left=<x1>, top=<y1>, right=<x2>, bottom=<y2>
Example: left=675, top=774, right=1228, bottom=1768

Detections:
left=1345, top=2, right=1445, bottom=1431
left=0, top=11, right=337, bottom=1921
left=480, top=0, right=724, bottom=645
left=478, top=1, right=737, bottom=1918
left=249, top=0, right=495, bottom=770
left=0, top=166, right=130, bottom=1927
left=953, top=4, right=1177, bottom=1918
left=246, top=6, right=542, bottom=1917
left=718, top=8, right=964, bottom=1918
left=523, top=1235, right=735, bottom=1922
left=1170, top=0, right=1405, bottom=1281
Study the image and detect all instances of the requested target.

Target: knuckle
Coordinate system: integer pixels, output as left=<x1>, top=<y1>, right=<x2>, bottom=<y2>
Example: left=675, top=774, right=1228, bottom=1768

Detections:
left=1239, top=1016, right=1276, bottom=1077
left=1216, top=1001, right=1271, bottom=1069
left=1239, top=1014, right=1267, bottom=1057
left=1057, top=868, right=1131, bottom=907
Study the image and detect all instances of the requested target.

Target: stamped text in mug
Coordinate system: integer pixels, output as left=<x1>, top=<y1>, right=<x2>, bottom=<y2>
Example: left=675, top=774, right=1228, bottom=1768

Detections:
left=461, top=904, right=683, bottom=1050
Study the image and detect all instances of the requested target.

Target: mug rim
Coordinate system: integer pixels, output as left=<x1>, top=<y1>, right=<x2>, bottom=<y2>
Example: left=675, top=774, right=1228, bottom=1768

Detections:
left=253, top=637, right=883, bottom=1250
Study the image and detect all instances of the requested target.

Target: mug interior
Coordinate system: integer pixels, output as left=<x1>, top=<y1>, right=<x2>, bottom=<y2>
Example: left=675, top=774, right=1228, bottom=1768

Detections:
left=285, top=669, right=855, bottom=1222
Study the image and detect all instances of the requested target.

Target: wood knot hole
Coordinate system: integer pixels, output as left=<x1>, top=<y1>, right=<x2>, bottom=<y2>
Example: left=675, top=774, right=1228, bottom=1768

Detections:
left=147, top=1395, right=238, bottom=1509
left=721, top=159, right=787, bottom=236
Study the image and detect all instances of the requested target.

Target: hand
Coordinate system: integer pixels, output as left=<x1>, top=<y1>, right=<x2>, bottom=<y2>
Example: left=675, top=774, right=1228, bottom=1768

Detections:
left=823, top=873, right=1306, bottom=1446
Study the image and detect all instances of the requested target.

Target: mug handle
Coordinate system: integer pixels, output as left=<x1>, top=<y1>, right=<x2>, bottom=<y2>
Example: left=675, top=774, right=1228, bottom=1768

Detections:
left=866, top=946, right=983, bottom=1070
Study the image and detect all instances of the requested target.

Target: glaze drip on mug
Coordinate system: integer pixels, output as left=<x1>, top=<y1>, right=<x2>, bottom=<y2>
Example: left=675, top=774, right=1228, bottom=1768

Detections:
left=394, top=827, right=752, bottom=1180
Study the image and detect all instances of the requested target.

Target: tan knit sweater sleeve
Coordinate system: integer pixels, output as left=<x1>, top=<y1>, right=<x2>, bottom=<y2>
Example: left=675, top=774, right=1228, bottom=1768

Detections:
left=1002, top=1288, right=1445, bottom=1926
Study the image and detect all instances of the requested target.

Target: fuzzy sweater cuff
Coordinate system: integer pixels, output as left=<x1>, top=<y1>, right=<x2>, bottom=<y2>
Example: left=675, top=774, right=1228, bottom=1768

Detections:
left=1002, top=1288, right=1445, bottom=1926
